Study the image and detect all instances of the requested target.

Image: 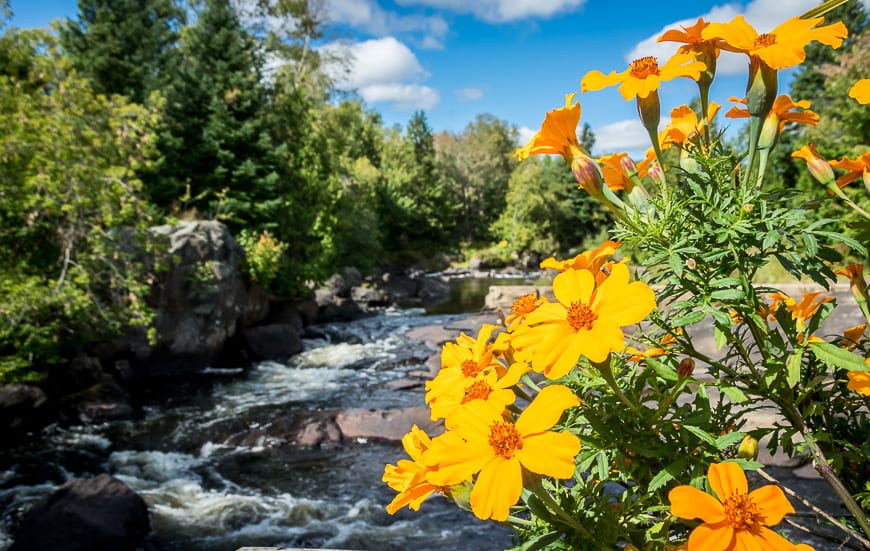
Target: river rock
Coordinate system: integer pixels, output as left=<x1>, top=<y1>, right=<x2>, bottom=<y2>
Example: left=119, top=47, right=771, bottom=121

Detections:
left=242, top=323, right=303, bottom=360
left=10, top=473, right=150, bottom=551
left=335, top=405, right=442, bottom=442
left=58, top=374, right=134, bottom=424
left=126, top=220, right=248, bottom=376
left=0, top=384, right=50, bottom=439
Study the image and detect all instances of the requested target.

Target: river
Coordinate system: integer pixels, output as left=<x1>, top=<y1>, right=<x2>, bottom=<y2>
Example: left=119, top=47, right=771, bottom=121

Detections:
left=0, top=279, right=530, bottom=551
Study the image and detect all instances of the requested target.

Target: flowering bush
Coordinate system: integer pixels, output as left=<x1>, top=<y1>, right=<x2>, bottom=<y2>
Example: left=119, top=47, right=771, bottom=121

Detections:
left=384, top=1, right=870, bottom=549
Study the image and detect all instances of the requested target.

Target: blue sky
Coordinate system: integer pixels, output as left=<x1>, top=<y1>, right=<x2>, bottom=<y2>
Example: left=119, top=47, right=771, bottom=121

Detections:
left=7, top=0, right=868, bottom=157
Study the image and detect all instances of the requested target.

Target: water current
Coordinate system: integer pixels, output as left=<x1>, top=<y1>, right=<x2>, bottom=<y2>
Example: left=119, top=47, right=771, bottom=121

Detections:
left=0, top=305, right=518, bottom=550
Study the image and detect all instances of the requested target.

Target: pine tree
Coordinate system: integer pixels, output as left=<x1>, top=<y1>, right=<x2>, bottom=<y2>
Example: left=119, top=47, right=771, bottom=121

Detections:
left=155, top=0, right=281, bottom=231
left=60, top=0, right=183, bottom=104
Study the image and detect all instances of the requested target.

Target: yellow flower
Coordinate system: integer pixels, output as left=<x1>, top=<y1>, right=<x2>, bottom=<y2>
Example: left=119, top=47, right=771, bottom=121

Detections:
left=426, top=324, right=506, bottom=419
left=540, top=240, right=620, bottom=276
left=726, top=94, right=818, bottom=149
left=850, top=79, right=870, bottom=104
left=662, top=102, right=721, bottom=149
left=423, top=384, right=581, bottom=521
left=581, top=51, right=706, bottom=101
left=658, top=17, right=720, bottom=57
left=433, top=361, right=529, bottom=424
left=504, top=292, right=546, bottom=332
left=792, top=143, right=835, bottom=186
left=848, top=365, right=870, bottom=396
left=510, top=263, right=656, bottom=379
left=701, top=16, right=847, bottom=70
left=598, top=153, right=637, bottom=192
left=383, top=425, right=442, bottom=514
left=626, top=332, right=678, bottom=362
left=842, top=323, right=867, bottom=349
left=515, top=93, right=583, bottom=163
left=669, top=461, right=797, bottom=550
left=769, top=291, right=833, bottom=332
left=830, top=152, right=870, bottom=190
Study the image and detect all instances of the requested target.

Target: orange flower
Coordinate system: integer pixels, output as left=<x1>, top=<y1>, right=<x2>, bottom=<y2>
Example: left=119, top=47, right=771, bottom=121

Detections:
left=515, top=93, right=583, bottom=163
left=726, top=94, right=818, bottom=149
left=847, top=364, right=870, bottom=396
left=841, top=323, right=867, bottom=349
left=669, top=461, right=797, bottom=550
left=383, top=425, right=443, bottom=513
left=510, top=263, right=656, bottom=379
left=581, top=51, right=706, bottom=101
left=701, top=16, right=847, bottom=70
left=540, top=240, right=620, bottom=277
left=504, top=292, right=546, bottom=332
left=662, top=102, right=721, bottom=149
left=423, top=384, right=581, bottom=521
left=835, top=264, right=868, bottom=297
left=850, top=79, right=870, bottom=104
left=830, top=152, right=870, bottom=190
left=770, top=291, right=833, bottom=332
left=658, top=17, right=720, bottom=57
left=792, top=143, right=835, bottom=186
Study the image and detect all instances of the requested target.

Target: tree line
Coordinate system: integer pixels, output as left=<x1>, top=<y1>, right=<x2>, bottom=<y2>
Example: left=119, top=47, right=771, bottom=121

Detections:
left=0, top=0, right=611, bottom=381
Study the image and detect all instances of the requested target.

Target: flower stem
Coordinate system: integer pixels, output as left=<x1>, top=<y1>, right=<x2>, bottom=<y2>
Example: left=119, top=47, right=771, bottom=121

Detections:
left=593, top=357, right=640, bottom=414
left=526, top=477, right=593, bottom=539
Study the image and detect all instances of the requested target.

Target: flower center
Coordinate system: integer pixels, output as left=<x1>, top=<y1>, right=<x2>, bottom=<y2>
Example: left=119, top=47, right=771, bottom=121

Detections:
left=488, top=421, right=523, bottom=459
left=461, top=380, right=492, bottom=403
left=723, top=492, right=763, bottom=530
left=512, top=293, right=539, bottom=316
left=629, top=56, right=660, bottom=79
left=566, top=300, right=598, bottom=331
left=754, top=33, right=777, bottom=48
left=461, top=359, right=481, bottom=378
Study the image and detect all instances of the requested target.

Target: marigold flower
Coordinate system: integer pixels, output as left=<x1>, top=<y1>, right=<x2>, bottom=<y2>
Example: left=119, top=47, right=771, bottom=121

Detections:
left=726, top=94, right=818, bottom=150
left=662, top=103, right=720, bottom=149
left=836, top=264, right=868, bottom=298
left=770, top=291, right=833, bottom=333
left=581, top=52, right=706, bottom=101
left=792, top=143, right=835, bottom=186
left=433, top=361, right=529, bottom=424
left=510, top=263, right=656, bottom=379
left=504, top=292, right=546, bottom=332
left=658, top=17, right=720, bottom=58
left=848, top=365, right=870, bottom=396
left=830, top=152, right=870, bottom=190
left=842, top=323, right=867, bottom=349
left=423, top=384, right=581, bottom=521
left=669, top=461, right=797, bottom=550
left=383, top=425, right=442, bottom=513
left=426, top=324, right=507, bottom=419
left=515, top=93, right=584, bottom=164
left=701, top=16, right=847, bottom=71
left=850, top=79, right=870, bottom=104
left=598, top=153, right=638, bottom=192
left=540, top=240, right=620, bottom=276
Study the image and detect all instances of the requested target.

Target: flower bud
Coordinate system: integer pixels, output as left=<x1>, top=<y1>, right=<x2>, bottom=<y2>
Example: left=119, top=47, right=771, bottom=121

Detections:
left=791, top=143, right=835, bottom=187
left=737, top=435, right=759, bottom=461
left=678, top=358, right=695, bottom=379
left=571, top=149, right=605, bottom=196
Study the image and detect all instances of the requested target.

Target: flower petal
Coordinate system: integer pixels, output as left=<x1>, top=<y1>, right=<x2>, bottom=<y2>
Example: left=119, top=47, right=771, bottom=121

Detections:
left=553, top=268, right=594, bottom=306
left=469, top=457, right=522, bottom=521
left=669, top=485, right=725, bottom=524
left=708, top=461, right=748, bottom=501
left=687, top=521, right=734, bottom=551
left=518, top=431, right=581, bottom=479
left=749, top=485, right=794, bottom=526
left=515, top=384, right=580, bottom=435
left=733, top=529, right=764, bottom=551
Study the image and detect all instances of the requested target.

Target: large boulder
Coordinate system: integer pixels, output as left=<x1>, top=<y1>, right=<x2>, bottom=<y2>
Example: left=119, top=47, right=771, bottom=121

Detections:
left=10, top=473, right=150, bottom=551
left=126, top=221, right=248, bottom=376
left=0, top=384, right=50, bottom=439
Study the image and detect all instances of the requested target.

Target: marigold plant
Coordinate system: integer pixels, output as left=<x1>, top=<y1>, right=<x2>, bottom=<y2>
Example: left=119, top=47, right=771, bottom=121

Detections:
left=384, top=2, right=870, bottom=549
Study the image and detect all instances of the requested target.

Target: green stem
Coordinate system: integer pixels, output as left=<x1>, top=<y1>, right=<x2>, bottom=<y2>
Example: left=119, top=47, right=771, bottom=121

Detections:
left=593, top=357, right=640, bottom=414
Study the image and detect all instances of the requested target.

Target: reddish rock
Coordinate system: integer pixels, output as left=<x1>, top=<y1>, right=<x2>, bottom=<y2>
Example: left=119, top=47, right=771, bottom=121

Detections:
left=336, top=405, right=442, bottom=442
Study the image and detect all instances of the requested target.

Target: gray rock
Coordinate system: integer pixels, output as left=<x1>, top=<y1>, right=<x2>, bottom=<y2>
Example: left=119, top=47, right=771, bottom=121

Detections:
left=59, top=374, right=134, bottom=424
left=0, top=384, right=49, bottom=438
left=10, top=473, right=149, bottom=551
left=242, top=323, right=303, bottom=361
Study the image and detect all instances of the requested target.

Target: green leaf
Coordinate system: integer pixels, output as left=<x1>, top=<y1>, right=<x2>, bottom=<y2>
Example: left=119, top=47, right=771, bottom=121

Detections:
left=715, top=431, right=747, bottom=450
left=647, top=356, right=678, bottom=382
left=671, top=310, right=707, bottom=327
left=786, top=348, right=803, bottom=387
left=648, top=458, right=687, bottom=493
left=809, top=341, right=869, bottom=371
left=710, top=288, right=745, bottom=301
left=720, top=385, right=749, bottom=403
left=682, top=424, right=717, bottom=446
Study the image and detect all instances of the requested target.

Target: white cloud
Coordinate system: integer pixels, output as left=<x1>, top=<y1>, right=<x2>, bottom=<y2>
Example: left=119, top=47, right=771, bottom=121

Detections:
left=625, top=0, right=823, bottom=76
left=457, top=87, right=485, bottom=101
left=516, top=126, right=536, bottom=147
left=395, top=0, right=586, bottom=23
left=360, top=83, right=441, bottom=110
left=323, top=0, right=447, bottom=48
left=320, top=37, right=441, bottom=111
left=592, top=119, right=653, bottom=158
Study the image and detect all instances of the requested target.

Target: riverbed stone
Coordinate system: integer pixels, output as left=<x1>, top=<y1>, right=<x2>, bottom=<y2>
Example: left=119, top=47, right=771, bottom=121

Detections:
left=10, top=473, right=149, bottom=551
left=0, top=384, right=50, bottom=438
left=335, top=405, right=442, bottom=442
left=242, top=323, right=304, bottom=360
left=58, top=374, right=134, bottom=424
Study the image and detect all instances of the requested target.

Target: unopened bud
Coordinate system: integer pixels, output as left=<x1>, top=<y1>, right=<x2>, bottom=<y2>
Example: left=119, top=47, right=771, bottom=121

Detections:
left=737, top=435, right=759, bottom=461
left=791, top=143, right=834, bottom=186
left=571, top=150, right=605, bottom=196
left=678, top=358, right=695, bottom=379
left=742, top=203, right=753, bottom=213
left=619, top=154, right=638, bottom=177
left=685, top=258, right=697, bottom=270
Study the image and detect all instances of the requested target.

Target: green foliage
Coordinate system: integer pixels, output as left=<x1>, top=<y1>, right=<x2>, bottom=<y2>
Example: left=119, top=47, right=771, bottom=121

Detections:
left=60, top=0, right=184, bottom=104
left=237, top=229, right=288, bottom=290
left=0, top=28, right=160, bottom=380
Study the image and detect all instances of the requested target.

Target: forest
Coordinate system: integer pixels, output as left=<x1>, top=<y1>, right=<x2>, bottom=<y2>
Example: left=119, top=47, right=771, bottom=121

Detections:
left=0, top=0, right=867, bottom=383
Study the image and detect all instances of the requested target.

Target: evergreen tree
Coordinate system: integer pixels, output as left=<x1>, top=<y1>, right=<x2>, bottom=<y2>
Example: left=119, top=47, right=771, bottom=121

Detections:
left=155, top=0, right=281, bottom=231
left=60, top=0, right=183, bottom=104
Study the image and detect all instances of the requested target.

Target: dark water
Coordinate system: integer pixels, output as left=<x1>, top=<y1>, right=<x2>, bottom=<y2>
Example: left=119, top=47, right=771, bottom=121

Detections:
left=425, top=275, right=537, bottom=315
left=0, top=308, right=515, bottom=551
